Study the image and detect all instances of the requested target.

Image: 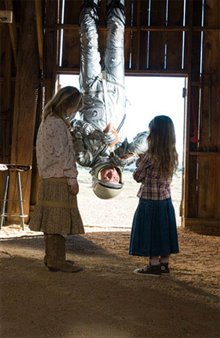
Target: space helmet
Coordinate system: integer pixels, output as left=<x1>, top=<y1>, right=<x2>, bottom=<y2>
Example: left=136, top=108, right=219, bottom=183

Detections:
left=91, top=162, right=123, bottom=199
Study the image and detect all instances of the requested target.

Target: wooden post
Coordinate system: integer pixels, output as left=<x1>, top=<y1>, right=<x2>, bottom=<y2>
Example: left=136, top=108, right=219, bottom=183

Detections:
left=7, top=0, right=39, bottom=224
left=0, top=21, right=12, bottom=199
left=44, top=0, right=59, bottom=102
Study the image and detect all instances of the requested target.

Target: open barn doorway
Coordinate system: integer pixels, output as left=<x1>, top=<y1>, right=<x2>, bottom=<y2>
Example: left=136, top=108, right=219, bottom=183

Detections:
left=59, top=74, right=185, bottom=232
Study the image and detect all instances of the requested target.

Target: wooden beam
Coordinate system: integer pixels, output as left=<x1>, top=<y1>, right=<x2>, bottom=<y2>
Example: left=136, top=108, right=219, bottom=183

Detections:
left=56, top=66, right=188, bottom=76
left=4, top=0, right=17, bottom=67
left=0, top=19, right=12, bottom=164
left=8, top=0, right=39, bottom=223
left=135, top=0, right=141, bottom=70
left=56, top=24, right=220, bottom=32
left=35, top=0, right=44, bottom=70
left=184, top=218, right=220, bottom=236
left=44, top=0, right=59, bottom=101
left=189, top=152, right=220, bottom=157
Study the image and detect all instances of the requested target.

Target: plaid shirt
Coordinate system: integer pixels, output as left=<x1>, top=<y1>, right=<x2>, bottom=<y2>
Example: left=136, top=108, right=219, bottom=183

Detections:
left=133, top=155, right=172, bottom=200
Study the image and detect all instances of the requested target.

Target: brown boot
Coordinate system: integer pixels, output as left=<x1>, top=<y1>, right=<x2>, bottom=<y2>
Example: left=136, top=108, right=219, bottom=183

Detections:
left=45, top=234, right=82, bottom=273
left=44, top=234, right=74, bottom=268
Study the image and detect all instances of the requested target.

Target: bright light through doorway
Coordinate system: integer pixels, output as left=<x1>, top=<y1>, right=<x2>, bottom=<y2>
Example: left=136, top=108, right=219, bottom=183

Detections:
left=59, top=75, right=185, bottom=168
left=59, top=74, right=184, bottom=229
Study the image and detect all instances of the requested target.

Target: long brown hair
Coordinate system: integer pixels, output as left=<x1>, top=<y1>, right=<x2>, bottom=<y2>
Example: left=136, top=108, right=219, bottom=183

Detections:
left=147, top=115, right=178, bottom=178
left=42, top=86, right=82, bottom=122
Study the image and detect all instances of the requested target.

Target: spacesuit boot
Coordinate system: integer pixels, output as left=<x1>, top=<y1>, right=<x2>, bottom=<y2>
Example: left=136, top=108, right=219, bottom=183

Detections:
left=107, top=0, right=125, bottom=6
left=107, top=0, right=125, bottom=11
left=80, top=0, right=100, bottom=24
left=107, top=0, right=125, bottom=25
left=82, top=0, right=100, bottom=7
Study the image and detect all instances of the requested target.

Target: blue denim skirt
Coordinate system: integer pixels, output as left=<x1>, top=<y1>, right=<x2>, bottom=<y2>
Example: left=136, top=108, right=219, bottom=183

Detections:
left=129, top=198, right=179, bottom=257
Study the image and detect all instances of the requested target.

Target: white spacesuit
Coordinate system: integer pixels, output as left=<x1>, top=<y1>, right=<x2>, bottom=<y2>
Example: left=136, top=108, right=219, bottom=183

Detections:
left=71, top=0, right=148, bottom=198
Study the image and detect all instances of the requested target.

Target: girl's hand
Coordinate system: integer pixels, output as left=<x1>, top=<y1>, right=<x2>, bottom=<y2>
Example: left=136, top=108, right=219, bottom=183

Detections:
left=136, top=153, right=147, bottom=166
left=69, top=182, right=79, bottom=195
left=103, top=123, right=119, bottom=147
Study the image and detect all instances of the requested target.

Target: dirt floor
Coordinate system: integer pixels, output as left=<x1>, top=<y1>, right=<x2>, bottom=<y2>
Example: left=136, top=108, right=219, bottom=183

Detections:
left=0, top=227, right=219, bottom=338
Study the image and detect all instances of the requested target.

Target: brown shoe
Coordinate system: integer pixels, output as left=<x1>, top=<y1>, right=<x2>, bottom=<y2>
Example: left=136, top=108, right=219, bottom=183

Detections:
left=134, top=265, right=161, bottom=276
left=160, top=263, right=170, bottom=273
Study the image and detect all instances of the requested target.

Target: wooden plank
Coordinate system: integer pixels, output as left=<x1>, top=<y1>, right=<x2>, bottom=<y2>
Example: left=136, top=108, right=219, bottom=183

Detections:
left=190, top=152, right=220, bottom=157
left=149, top=0, right=166, bottom=70
left=0, top=21, right=12, bottom=165
left=7, top=0, right=39, bottom=223
left=126, top=30, right=139, bottom=70
left=166, top=0, right=184, bottom=70
left=135, top=0, right=141, bottom=70
left=189, top=85, right=199, bottom=151
left=191, top=31, right=201, bottom=77
left=63, top=0, right=81, bottom=25
left=187, top=156, right=198, bottom=217
left=166, top=31, right=182, bottom=71
left=150, top=0, right=166, bottom=26
left=198, top=157, right=220, bottom=218
left=125, top=0, right=133, bottom=29
left=0, top=24, right=11, bottom=196
left=137, top=0, right=149, bottom=69
left=62, top=29, right=80, bottom=68
left=35, top=0, right=44, bottom=70
left=186, top=83, right=200, bottom=219
left=149, top=31, right=165, bottom=70
left=191, top=0, right=202, bottom=26
left=211, top=86, right=220, bottom=149
left=203, top=32, right=220, bottom=75
left=44, top=0, right=58, bottom=101
left=183, top=0, right=220, bottom=235
left=4, top=0, right=18, bottom=66
left=30, top=81, right=44, bottom=208
left=200, top=84, right=220, bottom=151
left=184, top=218, right=220, bottom=236
left=58, top=24, right=220, bottom=32
left=168, top=0, right=184, bottom=26
left=139, top=29, right=149, bottom=70
left=139, top=0, right=148, bottom=26
left=205, top=0, right=220, bottom=26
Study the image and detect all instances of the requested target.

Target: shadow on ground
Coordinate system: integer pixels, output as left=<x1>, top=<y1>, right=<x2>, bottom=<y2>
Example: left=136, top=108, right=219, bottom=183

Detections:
left=0, top=230, right=219, bottom=338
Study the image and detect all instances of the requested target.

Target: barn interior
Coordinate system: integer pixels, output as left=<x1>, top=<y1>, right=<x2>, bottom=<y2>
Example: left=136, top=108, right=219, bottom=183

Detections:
left=0, top=1, right=219, bottom=337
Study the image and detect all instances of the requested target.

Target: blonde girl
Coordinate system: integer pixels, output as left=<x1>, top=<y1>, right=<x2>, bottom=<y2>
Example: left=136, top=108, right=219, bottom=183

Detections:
left=30, top=86, right=84, bottom=273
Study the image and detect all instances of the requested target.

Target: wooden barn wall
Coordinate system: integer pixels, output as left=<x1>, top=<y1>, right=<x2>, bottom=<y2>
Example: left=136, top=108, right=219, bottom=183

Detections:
left=58, top=0, right=189, bottom=74
left=7, top=1, right=39, bottom=222
left=0, top=0, right=219, bottom=235
left=185, top=0, right=220, bottom=234
left=0, top=0, right=16, bottom=199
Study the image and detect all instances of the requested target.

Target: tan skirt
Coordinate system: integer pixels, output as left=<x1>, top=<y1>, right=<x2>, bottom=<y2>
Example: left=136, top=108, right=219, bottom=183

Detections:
left=29, top=178, right=84, bottom=235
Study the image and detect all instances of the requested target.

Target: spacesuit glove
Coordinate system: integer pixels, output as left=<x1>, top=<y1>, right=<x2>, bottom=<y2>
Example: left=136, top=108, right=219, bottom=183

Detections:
left=103, top=131, right=118, bottom=145
left=90, top=129, right=105, bottom=140
left=110, top=153, right=137, bottom=167
left=77, top=151, right=94, bottom=167
left=109, top=153, right=125, bottom=167
left=83, top=123, right=96, bottom=135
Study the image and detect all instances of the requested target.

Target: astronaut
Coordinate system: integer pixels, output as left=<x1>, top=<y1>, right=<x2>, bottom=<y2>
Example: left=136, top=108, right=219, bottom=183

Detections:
left=71, top=0, right=147, bottom=198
